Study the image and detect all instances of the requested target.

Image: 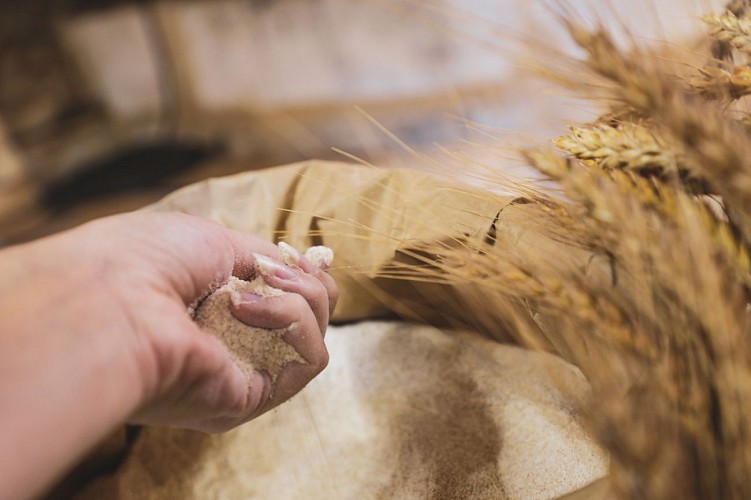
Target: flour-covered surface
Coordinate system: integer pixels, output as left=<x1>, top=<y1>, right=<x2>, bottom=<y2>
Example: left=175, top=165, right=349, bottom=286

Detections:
left=77, top=322, right=607, bottom=500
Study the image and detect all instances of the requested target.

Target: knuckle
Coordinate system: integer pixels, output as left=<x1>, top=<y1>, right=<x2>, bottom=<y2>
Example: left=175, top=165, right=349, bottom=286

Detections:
left=294, top=277, right=329, bottom=319
left=203, top=419, right=236, bottom=434
left=304, top=272, right=329, bottom=298
left=313, top=348, right=330, bottom=373
left=284, top=292, right=311, bottom=314
left=316, top=273, right=338, bottom=305
left=329, top=286, right=339, bottom=309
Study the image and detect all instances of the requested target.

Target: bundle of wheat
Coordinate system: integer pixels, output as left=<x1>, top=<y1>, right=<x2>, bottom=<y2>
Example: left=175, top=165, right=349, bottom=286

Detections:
left=385, top=2, right=751, bottom=497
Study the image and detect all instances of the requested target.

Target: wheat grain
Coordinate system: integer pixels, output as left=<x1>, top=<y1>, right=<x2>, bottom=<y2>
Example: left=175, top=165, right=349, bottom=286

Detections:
left=704, top=11, right=751, bottom=56
left=554, top=123, right=685, bottom=176
left=687, top=65, right=751, bottom=100
left=567, top=22, right=751, bottom=247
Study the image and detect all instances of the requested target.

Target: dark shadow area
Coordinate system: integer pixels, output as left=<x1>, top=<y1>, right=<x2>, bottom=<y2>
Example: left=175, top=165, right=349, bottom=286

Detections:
left=42, top=141, right=221, bottom=212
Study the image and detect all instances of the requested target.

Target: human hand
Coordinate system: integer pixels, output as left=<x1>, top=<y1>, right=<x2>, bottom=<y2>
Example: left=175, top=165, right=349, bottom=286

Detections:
left=0, top=208, right=337, bottom=431
left=80, top=212, right=338, bottom=432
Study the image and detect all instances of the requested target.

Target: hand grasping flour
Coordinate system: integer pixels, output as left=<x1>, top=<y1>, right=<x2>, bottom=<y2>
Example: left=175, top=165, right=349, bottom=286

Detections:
left=193, top=243, right=334, bottom=386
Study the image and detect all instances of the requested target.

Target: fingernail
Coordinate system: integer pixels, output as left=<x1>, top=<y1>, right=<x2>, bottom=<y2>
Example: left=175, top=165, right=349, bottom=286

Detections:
left=278, top=242, right=300, bottom=266
left=253, top=253, right=298, bottom=280
left=304, top=246, right=334, bottom=271
left=229, top=290, right=265, bottom=307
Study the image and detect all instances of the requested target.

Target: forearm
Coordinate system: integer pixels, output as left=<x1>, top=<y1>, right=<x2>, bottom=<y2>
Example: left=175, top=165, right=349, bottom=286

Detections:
left=0, top=240, right=145, bottom=499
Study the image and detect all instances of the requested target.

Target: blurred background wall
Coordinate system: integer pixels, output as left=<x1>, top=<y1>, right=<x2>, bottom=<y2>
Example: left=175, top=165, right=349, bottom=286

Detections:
left=0, top=0, right=721, bottom=244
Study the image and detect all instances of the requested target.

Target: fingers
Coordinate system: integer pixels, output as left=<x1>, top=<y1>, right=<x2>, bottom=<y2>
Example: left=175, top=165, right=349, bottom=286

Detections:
left=306, top=265, right=339, bottom=318
left=252, top=253, right=336, bottom=334
left=225, top=248, right=336, bottom=422
left=221, top=227, right=281, bottom=280
left=279, top=241, right=339, bottom=314
left=229, top=291, right=329, bottom=417
left=176, top=237, right=335, bottom=429
left=222, top=234, right=338, bottom=320
left=230, top=291, right=329, bottom=367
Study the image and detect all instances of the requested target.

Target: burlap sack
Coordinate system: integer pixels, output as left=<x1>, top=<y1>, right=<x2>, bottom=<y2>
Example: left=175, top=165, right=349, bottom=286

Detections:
left=75, top=161, right=609, bottom=499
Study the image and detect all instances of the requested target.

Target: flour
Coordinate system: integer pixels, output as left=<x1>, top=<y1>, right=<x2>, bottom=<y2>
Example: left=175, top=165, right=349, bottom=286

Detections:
left=192, top=244, right=334, bottom=381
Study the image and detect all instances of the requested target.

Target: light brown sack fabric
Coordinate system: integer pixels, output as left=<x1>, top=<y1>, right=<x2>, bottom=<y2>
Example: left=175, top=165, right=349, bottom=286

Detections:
left=76, top=161, right=608, bottom=499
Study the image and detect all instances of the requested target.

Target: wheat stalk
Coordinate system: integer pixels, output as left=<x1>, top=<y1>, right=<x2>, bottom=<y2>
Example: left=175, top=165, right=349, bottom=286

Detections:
left=523, top=146, right=751, bottom=497
left=373, top=6, right=751, bottom=499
